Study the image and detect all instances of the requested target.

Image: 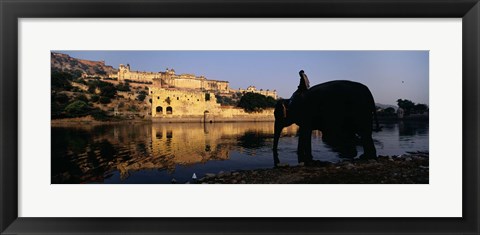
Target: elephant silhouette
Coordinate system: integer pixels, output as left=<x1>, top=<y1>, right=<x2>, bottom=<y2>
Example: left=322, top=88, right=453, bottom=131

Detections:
left=273, top=75, right=379, bottom=164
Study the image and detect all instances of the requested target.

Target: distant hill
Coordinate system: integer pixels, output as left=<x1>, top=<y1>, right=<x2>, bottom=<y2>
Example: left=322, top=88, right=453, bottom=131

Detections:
left=375, top=103, right=397, bottom=110
left=51, top=52, right=117, bottom=75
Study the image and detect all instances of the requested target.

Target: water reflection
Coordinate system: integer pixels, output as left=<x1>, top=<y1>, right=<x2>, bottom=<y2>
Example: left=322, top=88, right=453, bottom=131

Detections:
left=51, top=120, right=428, bottom=184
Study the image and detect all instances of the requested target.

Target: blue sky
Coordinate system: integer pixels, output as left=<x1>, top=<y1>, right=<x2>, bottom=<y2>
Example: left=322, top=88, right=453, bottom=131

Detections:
left=55, top=50, right=429, bottom=106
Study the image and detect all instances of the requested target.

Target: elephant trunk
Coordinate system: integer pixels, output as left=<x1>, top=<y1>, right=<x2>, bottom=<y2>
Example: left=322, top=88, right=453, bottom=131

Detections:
left=273, top=119, right=284, bottom=151
left=273, top=99, right=288, bottom=151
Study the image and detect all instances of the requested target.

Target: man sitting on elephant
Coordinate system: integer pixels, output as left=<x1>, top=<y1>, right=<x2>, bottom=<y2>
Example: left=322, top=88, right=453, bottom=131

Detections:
left=288, top=70, right=310, bottom=122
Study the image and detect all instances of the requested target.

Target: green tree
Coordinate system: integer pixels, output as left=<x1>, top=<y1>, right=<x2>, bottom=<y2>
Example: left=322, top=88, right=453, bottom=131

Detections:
left=116, top=82, right=131, bottom=92
left=51, top=93, right=71, bottom=119
left=99, top=83, right=116, bottom=98
left=396, top=99, right=415, bottom=115
left=90, top=95, right=99, bottom=102
left=51, top=70, right=74, bottom=91
left=64, top=100, right=90, bottom=117
left=137, top=90, right=147, bottom=101
left=72, top=69, right=84, bottom=79
left=237, top=92, right=276, bottom=112
left=76, top=94, right=89, bottom=103
left=413, top=103, right=429, bottom=114
left=86, top=80, right=117, bottom=98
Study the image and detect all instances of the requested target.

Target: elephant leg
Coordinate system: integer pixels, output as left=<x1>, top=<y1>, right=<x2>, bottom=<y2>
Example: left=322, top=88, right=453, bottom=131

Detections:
left=358, top=129, right=376, bottom=159
left=339, top=133, right=357, bottom=158
left=297, top=126, right=313, bottom=163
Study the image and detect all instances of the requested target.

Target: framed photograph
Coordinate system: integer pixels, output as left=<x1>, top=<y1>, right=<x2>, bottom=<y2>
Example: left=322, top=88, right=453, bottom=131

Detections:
left=1, top=0, right=479, bottom=234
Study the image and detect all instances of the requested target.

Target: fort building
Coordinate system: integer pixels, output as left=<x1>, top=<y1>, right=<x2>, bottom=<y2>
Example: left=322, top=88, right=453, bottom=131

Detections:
left=237, top=86, right=278, bottom=99
left=112, top=64, right=277, bottom=122
left=114, top=64, right=277, bottom=99
left=116, top=64, right=230, bottom=93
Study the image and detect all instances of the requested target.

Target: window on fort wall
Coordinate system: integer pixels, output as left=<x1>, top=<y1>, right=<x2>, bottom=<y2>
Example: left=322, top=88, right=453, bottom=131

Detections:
left=166, top=107, right=173, bottom=114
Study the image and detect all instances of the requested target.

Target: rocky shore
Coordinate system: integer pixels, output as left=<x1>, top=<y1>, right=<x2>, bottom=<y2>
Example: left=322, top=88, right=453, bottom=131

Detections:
left=194, top=152, right=429, bottom=184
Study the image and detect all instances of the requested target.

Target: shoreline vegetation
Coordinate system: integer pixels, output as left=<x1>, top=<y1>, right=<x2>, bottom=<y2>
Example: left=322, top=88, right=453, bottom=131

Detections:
left=191, top=152, right=429, bottom=184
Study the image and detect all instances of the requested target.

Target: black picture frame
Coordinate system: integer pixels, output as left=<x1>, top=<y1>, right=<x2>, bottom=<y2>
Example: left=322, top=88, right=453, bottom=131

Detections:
left=1, top=0, right=479, bottom=234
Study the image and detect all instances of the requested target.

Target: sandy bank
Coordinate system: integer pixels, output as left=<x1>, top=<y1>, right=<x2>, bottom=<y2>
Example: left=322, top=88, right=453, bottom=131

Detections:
left=194, top=152, right=429, bottom=184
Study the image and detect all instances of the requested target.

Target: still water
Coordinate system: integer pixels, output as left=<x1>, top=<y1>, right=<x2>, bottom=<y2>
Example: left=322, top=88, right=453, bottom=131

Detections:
left=52, top=121, right=428, bottom=184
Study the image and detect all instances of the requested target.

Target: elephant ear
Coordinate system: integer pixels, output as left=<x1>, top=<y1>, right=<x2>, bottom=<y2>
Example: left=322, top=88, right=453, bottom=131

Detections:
left=274, top=99, right=288, bottom=120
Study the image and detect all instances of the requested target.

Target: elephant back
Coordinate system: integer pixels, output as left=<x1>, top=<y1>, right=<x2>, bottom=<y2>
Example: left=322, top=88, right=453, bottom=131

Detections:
left=305, top=80, right=376, bottom=118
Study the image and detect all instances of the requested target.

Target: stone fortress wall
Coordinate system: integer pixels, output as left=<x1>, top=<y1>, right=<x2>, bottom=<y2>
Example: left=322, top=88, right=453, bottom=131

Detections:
left=149, top=87, right=274, bottom=122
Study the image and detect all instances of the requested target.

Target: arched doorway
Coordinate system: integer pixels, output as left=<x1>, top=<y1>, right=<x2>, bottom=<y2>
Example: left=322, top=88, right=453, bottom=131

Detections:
left=166, top=106, right=173, bottom=114
left=156, top=106, right=163, bottom=115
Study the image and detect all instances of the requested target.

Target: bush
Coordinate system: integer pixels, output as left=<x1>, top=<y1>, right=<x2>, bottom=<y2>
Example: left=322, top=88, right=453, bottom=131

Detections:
left=51, top=102, right=66, bottom=119
left=128, top=105, right=139, bottom=112
left=51, top=71, right=73, bottom=91
left=94, top=66, right=107, bottom=75
left=72, top=69, right=83, bottom=79
left=116, top=82, right=131, bottom=92
left=90, top=108, right=110, bottom=121
left=99, top=96, right=111, bottom=104
left=137, top=90, right=147, bottom=101
left=86, top=80, right=116, bottom=98
left=216, top=95, right=237, bottom=106
left=90, top=95, right=99, bottom=102
left=137, top=93, right=146, bottom=102
left=87, top=84, right=97, bottom=94
left=76, top=94, right=89, bottom=103
left=54, top=93, right=70, bottom=104
left=99, top=83, right=116, bottom=98
left=64, top=100, right=90, bottom=117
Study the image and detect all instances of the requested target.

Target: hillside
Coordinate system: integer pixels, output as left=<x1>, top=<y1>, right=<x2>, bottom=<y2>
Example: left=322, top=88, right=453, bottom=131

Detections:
left=51, top=52, right=117, bottom=75
left=51, top=53, right=150, bottom=122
